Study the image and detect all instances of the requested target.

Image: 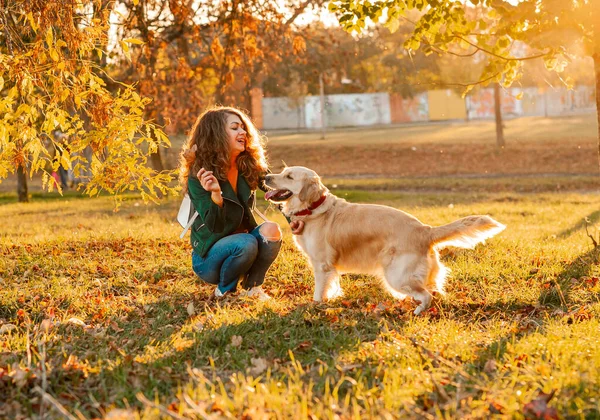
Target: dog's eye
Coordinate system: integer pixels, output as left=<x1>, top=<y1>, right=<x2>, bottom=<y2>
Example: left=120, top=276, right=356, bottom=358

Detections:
left=285, top=174, right=293, bottom=180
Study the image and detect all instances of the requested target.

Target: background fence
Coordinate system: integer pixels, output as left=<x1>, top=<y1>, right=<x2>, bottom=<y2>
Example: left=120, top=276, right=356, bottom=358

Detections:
left=257, top=86, right=596, bottom=130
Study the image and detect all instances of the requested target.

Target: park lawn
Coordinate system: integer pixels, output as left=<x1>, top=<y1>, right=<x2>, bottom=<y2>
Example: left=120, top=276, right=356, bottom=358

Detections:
left=1, top=114, right=597, bottom=195
left=1, top=187, right=600, bottom=418
left=165, top=114, right=599, bottom=178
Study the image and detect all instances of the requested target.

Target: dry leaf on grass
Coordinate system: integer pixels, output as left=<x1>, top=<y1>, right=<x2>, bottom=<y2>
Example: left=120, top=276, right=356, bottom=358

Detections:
left=250, top=358, right=268, bottom=376
left=10, top=366, right=29, bottom=389
left=231, top=335, right=243, bottom=347
left=66, top=317, right=87, bottom=327
left=523, top=389, right=558, bottom=420
left=40, top=319, right=53, bottom=333
left=187, top=302, right=195, bottom=316
left=0, top=324, right=17, bottom=334
left=483, top=359, right=497, bottom=373
left=104, top=408, right=137, bottom=419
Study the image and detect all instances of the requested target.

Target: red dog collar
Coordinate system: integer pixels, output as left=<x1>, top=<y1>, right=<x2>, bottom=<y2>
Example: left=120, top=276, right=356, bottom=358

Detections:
left=293, top=195, right=328, bottom=217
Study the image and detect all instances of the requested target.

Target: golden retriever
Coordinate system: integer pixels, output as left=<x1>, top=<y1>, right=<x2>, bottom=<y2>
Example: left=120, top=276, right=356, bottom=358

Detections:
left=264, top=166, right=505, bottom=314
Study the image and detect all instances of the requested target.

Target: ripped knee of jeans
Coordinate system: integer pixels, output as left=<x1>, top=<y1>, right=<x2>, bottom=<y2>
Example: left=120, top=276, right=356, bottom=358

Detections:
left=259, top=222, right=282, bottom=242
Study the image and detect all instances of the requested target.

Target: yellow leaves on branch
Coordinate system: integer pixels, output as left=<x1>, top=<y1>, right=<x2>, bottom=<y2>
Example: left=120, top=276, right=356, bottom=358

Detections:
left=1, top=2, right=177, bottom=203
left=120, top=38, right=145, bottom=61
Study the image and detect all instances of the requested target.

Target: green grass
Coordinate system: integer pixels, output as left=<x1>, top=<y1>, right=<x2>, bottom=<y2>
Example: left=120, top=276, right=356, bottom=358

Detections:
left=323, top=174, right=600, bottom=193
left=1, top=188, right=600, bottom=418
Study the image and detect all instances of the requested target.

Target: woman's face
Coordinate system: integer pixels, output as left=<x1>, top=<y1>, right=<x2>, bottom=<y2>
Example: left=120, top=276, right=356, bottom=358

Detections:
left=225, top=113, right=247, bottom=157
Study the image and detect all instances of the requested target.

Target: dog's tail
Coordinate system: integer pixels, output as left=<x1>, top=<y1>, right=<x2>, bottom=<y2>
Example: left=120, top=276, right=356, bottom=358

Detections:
left=429, top=215, right=505, bottom=249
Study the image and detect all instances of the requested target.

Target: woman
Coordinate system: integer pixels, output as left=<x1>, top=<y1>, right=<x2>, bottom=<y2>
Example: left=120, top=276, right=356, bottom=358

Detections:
left=179, top=106, right=283, bottom=300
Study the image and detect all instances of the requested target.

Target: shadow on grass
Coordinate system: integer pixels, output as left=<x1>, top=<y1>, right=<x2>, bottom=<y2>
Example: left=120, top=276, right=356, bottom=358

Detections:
left=538, top=246, right=600, bottom=307
left=557, top=210, right=600, bottom=239
left=0, top=263, right=392, bottom=417
left=0, top=191, right=91, bottom=205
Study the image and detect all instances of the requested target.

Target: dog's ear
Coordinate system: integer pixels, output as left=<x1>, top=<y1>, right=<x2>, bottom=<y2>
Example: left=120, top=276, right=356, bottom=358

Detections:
left=299, top=176, right=323, bottom=204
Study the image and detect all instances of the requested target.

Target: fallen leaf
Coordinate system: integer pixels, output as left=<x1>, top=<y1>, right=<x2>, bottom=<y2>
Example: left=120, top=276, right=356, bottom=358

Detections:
left=489, top=400, right=504, bottom=414
left=231, top=335, right=243, bottom=347
left=40, top=319, right=53, bottom=333
left=523, top=389, right=558, bottom=420
left=187, top=302, right=195, bottom=316
left=10, top=365, right=29, bottom=389
left=110, top=321, right=124, bottom=333
left=296, top=341, right=312, bottom=351
left=242, top=406, right=269, bottom=420
left=483, top=359, right=497, bottom=373
left=250, top=357, right=268, bottom=376
left=66, top=317, right=87, bottom=327
left=104, top=408, right=136, bottom=420
left=0, top=324, right=17, bottom=334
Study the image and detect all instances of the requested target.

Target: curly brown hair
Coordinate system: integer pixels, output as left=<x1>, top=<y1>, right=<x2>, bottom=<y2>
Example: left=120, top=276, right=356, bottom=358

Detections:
left=179, top=106, right=268, bottom=192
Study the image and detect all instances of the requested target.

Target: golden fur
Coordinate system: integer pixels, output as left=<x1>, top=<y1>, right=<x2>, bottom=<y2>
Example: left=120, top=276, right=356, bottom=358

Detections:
left=265, top=166, right=506, bottom=314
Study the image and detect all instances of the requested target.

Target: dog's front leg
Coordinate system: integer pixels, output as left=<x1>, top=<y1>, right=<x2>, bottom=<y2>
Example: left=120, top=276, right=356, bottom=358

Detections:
left=312, top=264, right=339, bottom=302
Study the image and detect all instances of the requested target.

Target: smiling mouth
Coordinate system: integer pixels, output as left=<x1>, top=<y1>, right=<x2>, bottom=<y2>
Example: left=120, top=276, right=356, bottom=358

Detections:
left=265, top=189, right=293, bottom=202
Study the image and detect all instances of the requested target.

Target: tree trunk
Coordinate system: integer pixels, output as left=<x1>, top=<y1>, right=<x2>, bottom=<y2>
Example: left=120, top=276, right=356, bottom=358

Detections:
left=594, top=52, right=600, bottom=172
left=17, top=165, right=28, bottom=203
left=150, top=148, right=164, bottom=172
left=494, top=83, right=505, bottom=148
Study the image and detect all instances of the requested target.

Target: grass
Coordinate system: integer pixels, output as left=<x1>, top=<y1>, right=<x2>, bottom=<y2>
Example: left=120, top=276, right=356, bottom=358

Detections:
left=264, top=114, right=597, bottom=146
left=1, top=185, right=600, bottom=418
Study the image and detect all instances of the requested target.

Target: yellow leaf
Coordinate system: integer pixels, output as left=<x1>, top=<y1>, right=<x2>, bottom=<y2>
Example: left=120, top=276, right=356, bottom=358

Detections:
left=27, top=12, right=38, bottom=32
left=49, top=48, right=59, bottom=62
left=123, top=38, right=144, bottom=45
left=120, top=41, right=129, bottom=53
left=133, top=0, right=139, bottom=5
left=46, top=27, right=53, bottom=47
left=292, top=36, right=306, bottom=54
left=0, top=75, right=4, bottom=92
left=515, top=91, right=523, bottom=100
left=211, top=37, right=224, bottom=58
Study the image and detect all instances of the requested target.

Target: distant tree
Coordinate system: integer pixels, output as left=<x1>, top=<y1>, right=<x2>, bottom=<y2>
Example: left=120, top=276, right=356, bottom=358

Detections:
left=331, top=0, right=600, bottom=163
left=109, top=0, right=327, bottom=142
left=0, top=0, right=174, bottom=203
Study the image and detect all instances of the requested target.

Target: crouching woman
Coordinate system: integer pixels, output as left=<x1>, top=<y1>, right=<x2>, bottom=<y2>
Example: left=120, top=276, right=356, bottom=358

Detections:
left=179, top=106, right=282, bottom=300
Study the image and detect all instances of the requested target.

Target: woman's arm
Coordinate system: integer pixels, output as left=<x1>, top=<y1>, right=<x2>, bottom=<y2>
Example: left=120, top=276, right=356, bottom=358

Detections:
left=188, top=176, right=227, bottom=233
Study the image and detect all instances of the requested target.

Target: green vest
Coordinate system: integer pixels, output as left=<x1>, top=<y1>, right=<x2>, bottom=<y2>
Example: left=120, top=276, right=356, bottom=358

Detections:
left=188, top=173, right=258, bottom=257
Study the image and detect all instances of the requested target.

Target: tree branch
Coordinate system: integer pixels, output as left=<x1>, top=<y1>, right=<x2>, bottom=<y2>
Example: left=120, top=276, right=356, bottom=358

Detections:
left=452, top=34, right=549, bottom=61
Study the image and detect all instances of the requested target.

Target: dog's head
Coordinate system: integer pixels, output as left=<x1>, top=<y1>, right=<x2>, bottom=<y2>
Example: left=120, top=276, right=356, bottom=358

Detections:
left=264, top=166, right=328, bottom=215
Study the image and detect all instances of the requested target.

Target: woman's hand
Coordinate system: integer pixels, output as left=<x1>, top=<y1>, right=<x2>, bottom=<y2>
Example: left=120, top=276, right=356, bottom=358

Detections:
left=197, top=168, right=221, bottom=193
left=197, top=168, right=223, bottom=206
left=290, top=220, right=305, bottom=235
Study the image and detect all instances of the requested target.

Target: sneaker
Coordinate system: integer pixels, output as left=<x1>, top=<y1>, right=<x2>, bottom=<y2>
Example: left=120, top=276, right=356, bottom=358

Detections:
left=239, top=286, right=271, bottom=301
left=214, top=287, right=225, bottom=298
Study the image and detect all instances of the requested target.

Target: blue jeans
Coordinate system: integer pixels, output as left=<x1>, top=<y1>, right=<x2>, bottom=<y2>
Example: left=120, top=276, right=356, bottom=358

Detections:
left=192, top=224, right=281, bottom=294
